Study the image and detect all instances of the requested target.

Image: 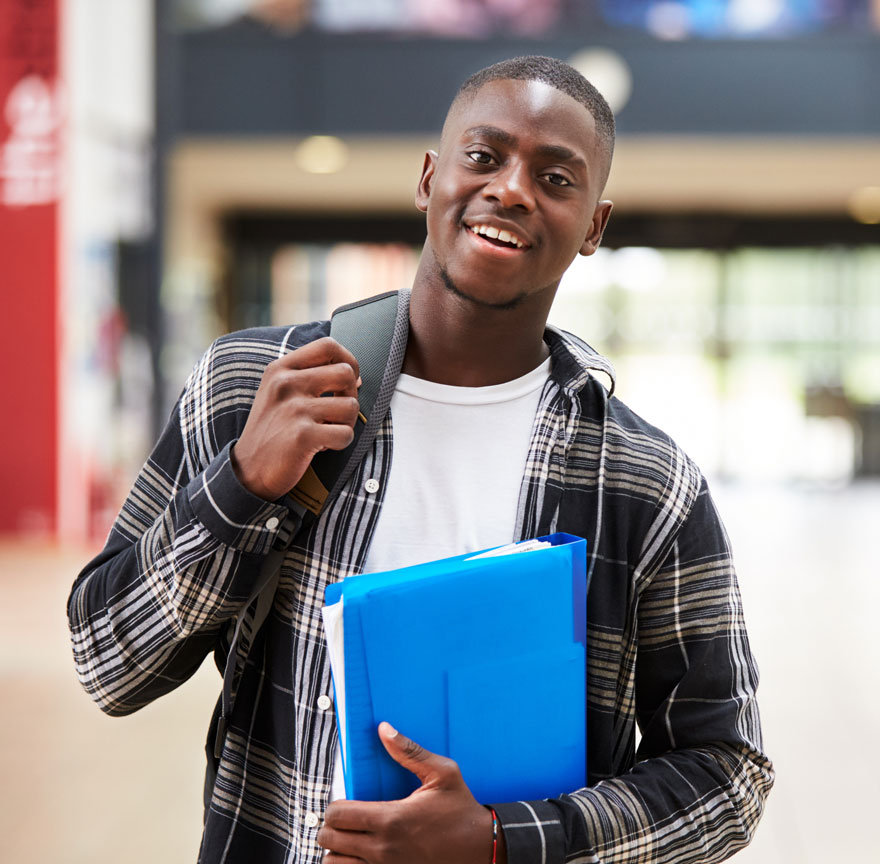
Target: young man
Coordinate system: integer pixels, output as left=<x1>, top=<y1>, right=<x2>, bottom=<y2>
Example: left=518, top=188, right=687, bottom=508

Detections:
left=69, top=56, right=773, bottom=864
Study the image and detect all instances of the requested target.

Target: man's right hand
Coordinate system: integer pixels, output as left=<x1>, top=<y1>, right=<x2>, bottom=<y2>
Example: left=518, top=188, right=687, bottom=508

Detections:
left=230, top=337, right=361, bottom=501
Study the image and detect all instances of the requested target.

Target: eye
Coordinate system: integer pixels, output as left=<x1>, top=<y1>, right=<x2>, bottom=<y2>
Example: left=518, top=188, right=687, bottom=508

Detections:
left=467, top=150, right=495, bottom=165
left=545, top=172, right=571, bottom=187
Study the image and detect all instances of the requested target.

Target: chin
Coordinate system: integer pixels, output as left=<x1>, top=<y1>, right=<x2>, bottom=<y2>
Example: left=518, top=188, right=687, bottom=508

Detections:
left=439, top=266, right=528, bottom=311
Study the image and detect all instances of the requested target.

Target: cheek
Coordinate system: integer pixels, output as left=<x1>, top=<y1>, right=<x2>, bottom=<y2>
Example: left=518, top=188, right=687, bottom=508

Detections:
left=426, top=206, right=452, bottom=243
left=438, top=184, right=468, bottom=218
left=560, top=210, right=597, bottom=257
left=427, top=192, right=468, bottom=243
left=545, top=222, right=584, bottom=259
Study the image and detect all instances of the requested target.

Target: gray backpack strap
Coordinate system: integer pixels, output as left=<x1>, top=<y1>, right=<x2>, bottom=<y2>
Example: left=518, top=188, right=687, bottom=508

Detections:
left=213, top=289, right=408, bottom=760
left=289, top=289, right=402, bottom=515
left=214, top=545, right=285, bottom=758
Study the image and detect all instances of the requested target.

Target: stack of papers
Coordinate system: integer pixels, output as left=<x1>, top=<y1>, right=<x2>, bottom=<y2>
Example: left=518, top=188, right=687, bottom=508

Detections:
left=322, top=533, right=587, bottom=803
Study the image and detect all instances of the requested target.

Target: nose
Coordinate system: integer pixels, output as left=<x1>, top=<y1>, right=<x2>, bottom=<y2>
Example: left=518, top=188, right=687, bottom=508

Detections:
left=482, top=161, right=535, bottom=212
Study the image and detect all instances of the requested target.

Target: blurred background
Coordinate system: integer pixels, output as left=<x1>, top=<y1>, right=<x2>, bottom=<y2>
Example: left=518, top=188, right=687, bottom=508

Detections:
left=1, top=1, right=878, bottom=861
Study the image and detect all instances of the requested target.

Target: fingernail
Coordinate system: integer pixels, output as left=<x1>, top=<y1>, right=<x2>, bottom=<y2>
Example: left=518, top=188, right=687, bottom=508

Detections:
left=380, top=721, right=398, bottom=738
left=356, top=376, right=363, bottom=388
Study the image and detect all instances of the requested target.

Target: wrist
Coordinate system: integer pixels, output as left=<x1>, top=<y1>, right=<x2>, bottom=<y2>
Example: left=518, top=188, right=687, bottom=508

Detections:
left=230, top=441, right=273, bottom=501
left=485, top=806, right=507, bottom=864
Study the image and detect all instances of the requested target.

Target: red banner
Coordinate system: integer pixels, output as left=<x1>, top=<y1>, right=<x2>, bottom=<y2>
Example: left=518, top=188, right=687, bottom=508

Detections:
left=0, top=0, right=60, bottom=534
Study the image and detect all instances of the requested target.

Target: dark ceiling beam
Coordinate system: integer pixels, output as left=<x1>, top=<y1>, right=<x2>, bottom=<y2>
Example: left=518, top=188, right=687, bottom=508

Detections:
left=173, top=24, right=880, bottom=137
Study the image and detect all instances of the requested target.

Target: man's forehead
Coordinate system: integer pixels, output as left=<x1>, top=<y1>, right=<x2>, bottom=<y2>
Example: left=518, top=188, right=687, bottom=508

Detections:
left=442, top=78, right=598, bottom=144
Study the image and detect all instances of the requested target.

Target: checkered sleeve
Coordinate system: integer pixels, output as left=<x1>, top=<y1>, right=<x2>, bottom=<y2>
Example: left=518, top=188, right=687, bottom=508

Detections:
left=493, top=478, right=774, bottom=864
left=67, top=334, right=296, bottom=717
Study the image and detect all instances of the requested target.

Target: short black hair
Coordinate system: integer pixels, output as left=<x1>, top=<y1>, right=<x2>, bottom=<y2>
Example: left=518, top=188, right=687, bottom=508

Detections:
left=450, top=55, right=616, bottom=182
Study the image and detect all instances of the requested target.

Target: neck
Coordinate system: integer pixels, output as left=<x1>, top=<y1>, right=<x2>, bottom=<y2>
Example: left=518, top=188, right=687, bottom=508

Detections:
left=404, top=252, right=555, bottom=387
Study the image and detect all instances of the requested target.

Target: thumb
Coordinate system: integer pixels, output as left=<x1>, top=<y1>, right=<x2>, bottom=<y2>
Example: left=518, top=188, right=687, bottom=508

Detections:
left=378, top=721, right=459, bottom=789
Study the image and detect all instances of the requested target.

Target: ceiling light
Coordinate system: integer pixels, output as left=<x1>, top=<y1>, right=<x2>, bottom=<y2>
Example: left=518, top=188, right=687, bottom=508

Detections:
left=295, top=136, right=348, bottom=175
left=848, top=186, right=880, bottom=225
left=568, top=48, right=633, bottom=115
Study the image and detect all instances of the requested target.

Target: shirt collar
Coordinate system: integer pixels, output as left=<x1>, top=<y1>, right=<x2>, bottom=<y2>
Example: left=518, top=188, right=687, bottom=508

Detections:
left=394, top=289, right=614, bottom=399
left=544, top=324, right=616, bottom=399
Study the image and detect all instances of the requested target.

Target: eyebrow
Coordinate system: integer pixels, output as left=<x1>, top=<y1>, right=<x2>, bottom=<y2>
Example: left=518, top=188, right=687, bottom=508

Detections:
left=462, top=125, right=587, bottom=169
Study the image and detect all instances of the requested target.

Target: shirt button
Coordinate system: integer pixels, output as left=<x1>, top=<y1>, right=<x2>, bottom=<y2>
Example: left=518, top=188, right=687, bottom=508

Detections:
left=265, top=516, right=280, bottom=531
left=364, top=478, right=380, bottom=494
left=304, top=811, right=319, bottom=828
left=317, top=694, right=332, bottom=711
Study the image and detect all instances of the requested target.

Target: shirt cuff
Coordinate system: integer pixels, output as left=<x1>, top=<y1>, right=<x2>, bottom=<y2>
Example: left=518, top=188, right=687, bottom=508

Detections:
left=185, top=441, right=292, bottom=555
left=491, top=800, right=566, bottom=864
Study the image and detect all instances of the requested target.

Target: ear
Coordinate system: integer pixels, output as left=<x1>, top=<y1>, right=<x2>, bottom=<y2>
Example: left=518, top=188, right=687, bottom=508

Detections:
left=579, top=199, right=614, bottom=256
left=415, top=150, right=438, bottom=213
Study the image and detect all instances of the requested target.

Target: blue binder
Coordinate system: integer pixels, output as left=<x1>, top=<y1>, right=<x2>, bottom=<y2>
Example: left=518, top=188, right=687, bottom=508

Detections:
left=323, top=533, right=587, bottom=804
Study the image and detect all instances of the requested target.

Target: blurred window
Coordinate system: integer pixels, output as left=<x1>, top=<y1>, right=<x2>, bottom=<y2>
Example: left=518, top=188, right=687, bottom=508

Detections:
left=222, top=215, right=880, bottom=483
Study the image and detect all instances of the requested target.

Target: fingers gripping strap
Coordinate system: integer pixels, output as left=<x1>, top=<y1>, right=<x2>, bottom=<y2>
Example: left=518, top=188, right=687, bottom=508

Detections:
left=290, top=290, right=404, bottom=514
left=332, top=290, right=400, bottom=423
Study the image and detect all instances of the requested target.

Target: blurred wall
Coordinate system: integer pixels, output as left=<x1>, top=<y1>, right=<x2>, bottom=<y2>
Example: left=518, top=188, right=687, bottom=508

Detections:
left=0, top=0, right=61, bottom=535
left=58, top=0, right=154, bottom=541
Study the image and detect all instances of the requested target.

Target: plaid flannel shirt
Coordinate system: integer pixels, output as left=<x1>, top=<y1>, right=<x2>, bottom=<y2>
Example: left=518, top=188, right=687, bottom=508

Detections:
left=69, top=293, right=773, bottom=864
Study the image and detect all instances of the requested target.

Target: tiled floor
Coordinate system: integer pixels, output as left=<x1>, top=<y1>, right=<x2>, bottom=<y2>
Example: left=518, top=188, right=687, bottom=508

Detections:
left=0, top=541, right=217, bottom=864
left=1, top=481, right=877, bottom=863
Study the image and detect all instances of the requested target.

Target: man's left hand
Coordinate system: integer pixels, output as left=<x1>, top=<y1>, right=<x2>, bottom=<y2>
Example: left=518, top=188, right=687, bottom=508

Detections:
left=317, top=721, right=504, bottom=864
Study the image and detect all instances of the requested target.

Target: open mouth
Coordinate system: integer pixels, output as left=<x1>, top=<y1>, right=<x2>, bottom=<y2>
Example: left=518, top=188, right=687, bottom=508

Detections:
left=466, top=223, right=528, bottom=250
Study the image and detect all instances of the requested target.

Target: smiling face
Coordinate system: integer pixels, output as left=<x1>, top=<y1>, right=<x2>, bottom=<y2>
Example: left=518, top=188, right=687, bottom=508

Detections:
left=416, top=78, right=613, bottom=310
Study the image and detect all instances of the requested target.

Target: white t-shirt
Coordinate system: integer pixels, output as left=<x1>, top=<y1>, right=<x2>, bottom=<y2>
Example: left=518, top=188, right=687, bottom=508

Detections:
left=329, top=355, right=552, bottom=800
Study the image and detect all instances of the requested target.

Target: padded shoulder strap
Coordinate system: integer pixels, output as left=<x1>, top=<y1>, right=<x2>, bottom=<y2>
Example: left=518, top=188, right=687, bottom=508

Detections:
left=214, top=290, right=407, bottom=762
left=289, top=289, right=401, bottom=515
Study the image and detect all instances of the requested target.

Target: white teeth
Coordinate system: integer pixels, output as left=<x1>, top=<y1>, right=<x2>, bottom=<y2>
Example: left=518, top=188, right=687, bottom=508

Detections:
left=469, top=223, right=525, bottom=248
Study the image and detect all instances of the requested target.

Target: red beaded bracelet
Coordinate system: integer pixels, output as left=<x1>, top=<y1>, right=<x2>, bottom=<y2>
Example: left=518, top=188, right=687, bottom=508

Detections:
left=489, top=807, right=498, bottom=864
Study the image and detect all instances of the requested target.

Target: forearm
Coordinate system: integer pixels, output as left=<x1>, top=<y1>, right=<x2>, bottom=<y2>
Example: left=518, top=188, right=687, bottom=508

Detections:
left=495, top=740, right=772, bottom=864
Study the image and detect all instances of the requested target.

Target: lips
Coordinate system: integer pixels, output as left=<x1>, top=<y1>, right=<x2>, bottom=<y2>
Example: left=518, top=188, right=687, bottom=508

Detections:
left=464, top=219, right=531, bottom=251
